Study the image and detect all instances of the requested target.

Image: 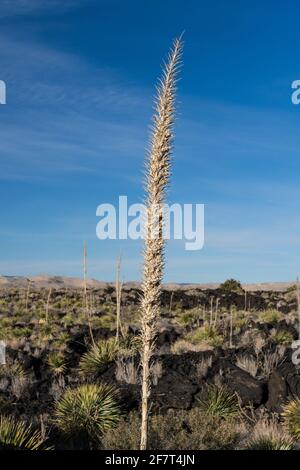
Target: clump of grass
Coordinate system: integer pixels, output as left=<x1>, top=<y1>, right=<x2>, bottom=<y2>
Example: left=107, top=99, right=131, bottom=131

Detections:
left=47, top=352, right=67, bottom=376
left=0, top=415, right=49, bottom=450
left=197, top=384, right=240, bottom=419
left=187, top=325, right=223, bottom=349
left=79, top=338, right=118, bottom=378
left=244, top=418, right=294, bottom=450
left=53, top=384, right=121, bottom=448
left=272, top=330, right=294, bottom=345
left=282, top=398, right=300, bottom=440
left=177, top=310, right=200, bottom=327
left=260, top=309, right=283, bottom=323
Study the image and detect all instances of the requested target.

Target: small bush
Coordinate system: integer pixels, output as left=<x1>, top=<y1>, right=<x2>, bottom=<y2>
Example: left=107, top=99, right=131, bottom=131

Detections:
left=272, top=330, right=293, bottom=346
left=103, top=409, right=245, bottom=450
left=260, top=310, right=283, bottom=323
left=282, top=398, right=300, bottom=440
left=187, top=326, right=223, bottom=348
left=53, top=383, right=121, bottom=448
left=196, top=384, right=240, bottom=419
left=219, top=279, right=244, bottom=293
left=244, top=419, right=294, bottom=450
left=177, top=310, right=200, bottom=327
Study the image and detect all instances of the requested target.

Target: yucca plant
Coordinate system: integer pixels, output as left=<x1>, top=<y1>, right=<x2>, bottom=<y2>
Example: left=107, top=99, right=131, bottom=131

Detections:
left=282, top=397, right=300, bottom=439
left=47, top=351, right=67, bottom=376
left=0, top=361, right=26, bottom=380
left=53, top=384, right=121, bottom=448
left=0, top=415, right=48, bottom=450
left=197, top=384, right=240, bottom=419
left=139, top=36, right=183, bottom=450
left=79, top=337, right=118, bottom=378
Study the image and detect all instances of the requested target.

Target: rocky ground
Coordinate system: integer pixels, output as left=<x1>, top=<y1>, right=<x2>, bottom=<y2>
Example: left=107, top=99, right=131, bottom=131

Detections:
left=1, top=277, right=300, bottom=449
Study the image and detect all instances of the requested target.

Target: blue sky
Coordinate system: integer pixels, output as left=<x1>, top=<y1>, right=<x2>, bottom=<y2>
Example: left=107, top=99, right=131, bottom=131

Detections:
left=1, top=0, right=300, bottom=283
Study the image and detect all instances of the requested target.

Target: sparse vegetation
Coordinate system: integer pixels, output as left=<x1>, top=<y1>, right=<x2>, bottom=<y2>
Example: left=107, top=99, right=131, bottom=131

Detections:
left=0, top=280, right=299, bottom=450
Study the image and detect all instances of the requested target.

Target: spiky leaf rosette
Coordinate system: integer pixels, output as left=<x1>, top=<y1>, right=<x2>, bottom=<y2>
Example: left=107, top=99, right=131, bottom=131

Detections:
left=0, top=415, right=48, bottom=450
left=282, top=397, right=300, bottom=439
left=53, top=383, right=121, bottom=448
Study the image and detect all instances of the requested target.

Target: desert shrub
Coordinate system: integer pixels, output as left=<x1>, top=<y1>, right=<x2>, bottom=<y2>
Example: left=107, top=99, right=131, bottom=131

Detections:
left=282, top=398, right=300, bottom=440
left=79, top=338, right=118, bottom=378
left=177, top=310, right=200, bottom=327
left=47, top=352, right=67, bottom=376
left=196, top=384, right=240, bottom=419
left=232, top=311, right=248, bottom=330
left=272, top=330, right=294, bottom=346
left=219, top=279, right=244, bottom=293
left=187, top=325, right=223, bottom=348
left=171, top=339, right=202, bottom=354
left=0, top=415, right=48, bottom=450
left=244, top=418, right=294, bottom=450
left=53, top=384, right=121, bottom=448
left=260, top=309, right=283, bottom=323
left=103, top=409, right=245, bottom=450
left=96, top=313, right=116, bottom=330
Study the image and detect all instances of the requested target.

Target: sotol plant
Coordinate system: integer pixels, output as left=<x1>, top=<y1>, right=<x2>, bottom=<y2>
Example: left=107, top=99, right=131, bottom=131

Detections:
left=282, top=397, right=300, bottom=439
left=0, top=415, right=49, bottom=450
left=139, top=36, right=183, bottom=450
left=53, top=383, right=121, bottom=448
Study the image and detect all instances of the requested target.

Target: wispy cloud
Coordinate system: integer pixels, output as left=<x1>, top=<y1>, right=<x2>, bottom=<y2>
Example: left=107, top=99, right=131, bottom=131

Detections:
left=0, top=0, right=86, bottom=18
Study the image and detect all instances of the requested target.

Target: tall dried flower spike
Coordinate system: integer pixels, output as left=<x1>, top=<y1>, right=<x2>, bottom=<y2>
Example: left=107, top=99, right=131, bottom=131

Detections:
left=140, top=36, right=183, bottom=450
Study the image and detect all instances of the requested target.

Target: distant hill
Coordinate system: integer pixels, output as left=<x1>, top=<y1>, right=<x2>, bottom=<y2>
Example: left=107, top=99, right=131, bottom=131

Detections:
left=0, top=275, right=295, bottom=292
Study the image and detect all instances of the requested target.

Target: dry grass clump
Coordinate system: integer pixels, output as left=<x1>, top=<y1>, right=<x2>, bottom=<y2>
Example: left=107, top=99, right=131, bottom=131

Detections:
left=115, top=356, right=139, bottom=385
left=171, top=339, right=204, bottom=354
left=196, top=356, right=213, bottom=379
left=244, top=418, right=295, bottom=450
left=260, top=346, right=285, bottom=379
left=236, top=355, right=258, bottom=378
